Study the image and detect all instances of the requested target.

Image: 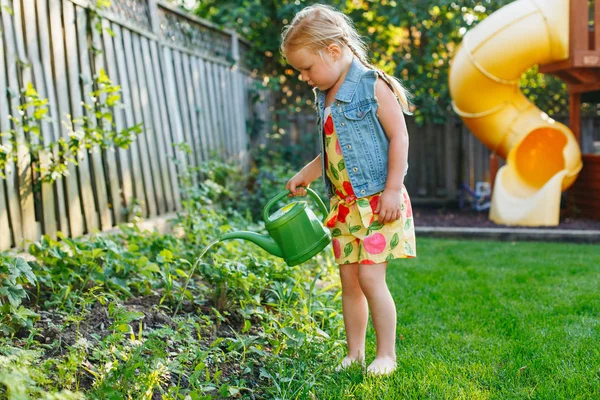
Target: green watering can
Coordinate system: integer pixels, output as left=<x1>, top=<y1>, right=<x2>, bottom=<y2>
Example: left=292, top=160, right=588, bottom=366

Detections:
left=219, top=187, right=331, bottom=266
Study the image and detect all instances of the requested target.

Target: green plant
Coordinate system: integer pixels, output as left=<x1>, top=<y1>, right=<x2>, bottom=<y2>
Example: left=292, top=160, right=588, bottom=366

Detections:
left=0, top=255, right=39, bottom=336
left=0, top=72, right=142, bottom=186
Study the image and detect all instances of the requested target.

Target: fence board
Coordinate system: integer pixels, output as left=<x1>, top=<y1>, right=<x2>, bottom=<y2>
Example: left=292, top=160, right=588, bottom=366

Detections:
left=190, top=56, right=209, bottom=162
left=161, top=47, right=188, bottom=181
left=149, top=39, right=181, bottom=211
left=141, top=36, right=174, bottom=211
left=101, top=19, right=131, bottom=222
left=205, top=62, right=223, bottom=154
left=172, top=50, right=198, bottom=185
left=0, top=15, right=10, bottom=249
left=90, top=16, right=122, bottom=226
left=48, top=0, right=83, bottom=237
left=11, top=0, right=39, bottom=242
left=181, top=52, right=204, bottom=169
left=0, top=6, right=20, bottom=249
left=198, top=58, right=216, bottom=154
left=133, top=33, right=165, bottom=215
left=121, top=27, right=157, bottom=217
left=36, top=0, right=71, bottom=236
left=76, top=5, right=113, bottom=230
left=111, top=23, right=147, bottom=219
left=64, top=1, right=98, bottom=232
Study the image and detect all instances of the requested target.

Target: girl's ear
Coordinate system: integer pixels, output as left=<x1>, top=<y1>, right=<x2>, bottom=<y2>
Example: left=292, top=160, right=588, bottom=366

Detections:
left=327, top=43, right=342, bottom=61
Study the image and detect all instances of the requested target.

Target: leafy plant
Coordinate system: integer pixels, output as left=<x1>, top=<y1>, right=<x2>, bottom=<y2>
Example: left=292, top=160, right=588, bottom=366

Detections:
left=0, top=71, right=142, bottom=186
left=0, top=255, right=39, bottom=336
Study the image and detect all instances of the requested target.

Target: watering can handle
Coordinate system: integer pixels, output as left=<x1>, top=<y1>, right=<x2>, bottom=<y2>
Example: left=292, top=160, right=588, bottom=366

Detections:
left=263, top=187, right=329, bottom=223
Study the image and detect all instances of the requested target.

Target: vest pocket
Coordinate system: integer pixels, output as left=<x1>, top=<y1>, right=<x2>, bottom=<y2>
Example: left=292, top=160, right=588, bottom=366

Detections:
left=343, top=103, right=372, bottom=120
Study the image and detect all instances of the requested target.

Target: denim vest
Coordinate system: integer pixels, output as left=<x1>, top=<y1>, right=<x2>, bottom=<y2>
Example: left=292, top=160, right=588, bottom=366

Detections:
left=315, top=58, right=392, bottom=198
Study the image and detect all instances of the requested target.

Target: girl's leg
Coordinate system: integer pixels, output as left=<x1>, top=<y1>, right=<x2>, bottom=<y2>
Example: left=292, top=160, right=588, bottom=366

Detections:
left=338, top=262, right=368, bottom=368
left=357, top=262, right=397, bottom=375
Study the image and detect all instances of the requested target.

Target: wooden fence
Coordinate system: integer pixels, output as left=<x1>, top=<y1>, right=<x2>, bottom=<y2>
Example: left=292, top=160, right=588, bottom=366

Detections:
left=278, top=113, right=600, bottom=205
left=0, top=0, right=257, bottom=250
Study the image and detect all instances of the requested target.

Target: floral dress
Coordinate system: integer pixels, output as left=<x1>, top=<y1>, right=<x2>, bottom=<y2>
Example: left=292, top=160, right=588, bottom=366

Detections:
left=322, top=107, right=416, bottom=265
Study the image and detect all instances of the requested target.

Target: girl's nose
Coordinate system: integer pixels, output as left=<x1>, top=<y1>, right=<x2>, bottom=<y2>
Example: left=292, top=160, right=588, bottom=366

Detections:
left=300, top=72, right=308, bottom=82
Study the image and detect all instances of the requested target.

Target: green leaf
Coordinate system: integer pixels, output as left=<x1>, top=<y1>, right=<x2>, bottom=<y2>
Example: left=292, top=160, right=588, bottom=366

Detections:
left=369, top=220, right=384, bottom=231
left=159, top=249, right=174, bottom=263
left=331, top=228, right=342, bottom=237
left=329, top=161, right=339, bottom=180
left=404, top=241, right=414, bottom=255
left=404, top=218, right=412, bottom=231
left=344, top=242, right=353, bottom=257
left=337, top=159, right=345, bottom=171
left=390, top=233, right=399, bottom=249
left=349, top=225, right=361, bottom=233
left=357, top=199, right=370, bottom=208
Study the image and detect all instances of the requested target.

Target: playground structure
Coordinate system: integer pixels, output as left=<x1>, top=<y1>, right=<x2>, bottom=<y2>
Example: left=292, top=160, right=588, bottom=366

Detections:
left=449, top=0, right=600, bottom=225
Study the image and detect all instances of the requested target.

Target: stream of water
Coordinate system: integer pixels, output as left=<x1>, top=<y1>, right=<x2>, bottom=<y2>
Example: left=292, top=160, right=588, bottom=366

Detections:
left=173, top=239, right=220, bottom=316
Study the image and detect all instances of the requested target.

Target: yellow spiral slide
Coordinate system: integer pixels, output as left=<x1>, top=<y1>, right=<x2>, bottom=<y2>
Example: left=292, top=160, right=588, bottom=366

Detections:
left=449, top=0, right=582, bottom=226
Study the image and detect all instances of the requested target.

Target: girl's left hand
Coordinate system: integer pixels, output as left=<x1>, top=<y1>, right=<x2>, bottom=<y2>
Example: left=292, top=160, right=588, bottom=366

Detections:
left=374, top=188, right=403, bottom=224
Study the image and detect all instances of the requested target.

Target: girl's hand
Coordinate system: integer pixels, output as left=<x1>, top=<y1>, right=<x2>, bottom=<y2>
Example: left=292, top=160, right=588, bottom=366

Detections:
left=374, top=188, right=403, bottom=224
left=286, top=171, right=310, bottom=197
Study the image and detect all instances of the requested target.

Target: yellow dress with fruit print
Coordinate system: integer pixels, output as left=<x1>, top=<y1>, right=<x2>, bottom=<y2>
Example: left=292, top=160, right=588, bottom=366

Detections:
left=322, top=107, right=416, bottom=265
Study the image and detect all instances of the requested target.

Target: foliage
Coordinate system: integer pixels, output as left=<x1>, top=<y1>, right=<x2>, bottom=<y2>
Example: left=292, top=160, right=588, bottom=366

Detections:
left=0, top=255, right=39, bottom=336
left=188, top=0, right=571, bottom=126
left=0, top=71, right=142, bottom=186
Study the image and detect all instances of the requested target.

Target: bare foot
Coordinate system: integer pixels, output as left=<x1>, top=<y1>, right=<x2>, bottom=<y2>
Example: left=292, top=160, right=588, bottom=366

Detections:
left=335, top=356, right=365, bottom=372
left=367, top=356, right=397, bottom=376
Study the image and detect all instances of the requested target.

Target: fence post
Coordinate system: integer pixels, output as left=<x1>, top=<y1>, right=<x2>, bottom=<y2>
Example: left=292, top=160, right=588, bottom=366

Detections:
left=147, top=0, right=160, bottom=36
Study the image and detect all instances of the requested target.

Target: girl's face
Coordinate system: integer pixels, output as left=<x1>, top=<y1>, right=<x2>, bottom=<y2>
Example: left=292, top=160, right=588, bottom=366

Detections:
left=285, top=45, right=345, bottom=91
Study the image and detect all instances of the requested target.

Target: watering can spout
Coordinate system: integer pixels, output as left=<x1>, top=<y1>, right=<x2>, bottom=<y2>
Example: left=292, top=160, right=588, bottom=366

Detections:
left=219, top=231, right=284, bottom=258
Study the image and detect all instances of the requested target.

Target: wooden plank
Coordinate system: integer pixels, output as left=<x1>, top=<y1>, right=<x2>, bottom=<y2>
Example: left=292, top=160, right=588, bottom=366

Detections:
left=189, top=56, right=209, bottom=162
left=217, top=65, right=231, bottom=158
left=48, top=0, right=83, bottom=237
left=36, top=0, right=69, bottom=237
left=149, top=39, right=181, bottom=211
left=112, top=24, right=147, bottom=219
left=205, top=62, right=224, bottom=154
left=64, top=0, right=98, bottom=232
left=76, top=5, right=112, bottom=230
left=161, top=47, right=188, bottom=184
left=236, top=71, right=249, bottom=166
left=23, top=0, right=57, bottom=239
left=140, top=36, right=174, bottom=212
left=220, top=66, right=234, bottom=159
left=10, top=0, right=40, bottom=243
left=122, top=28, right=157, bottom=217
left=92, top=21, right=121, bottom=226
left=0, top=5, right=21, bottom=248
left=101, top=19, right=132, bottom=222
left=132, top=33, right=165, bottom=215
left=234, top=70, right=247, bottom=164
left=596, top=0, right=600, bottom=52
left=0, top=8, right=11, bottom=249
left=181, top=53, right=203, bottom=175
left=172, top=50, right=198, bottom=185
left=198, top=58, right=216, bottom=155
left=571, top=0, right=589, bottom=55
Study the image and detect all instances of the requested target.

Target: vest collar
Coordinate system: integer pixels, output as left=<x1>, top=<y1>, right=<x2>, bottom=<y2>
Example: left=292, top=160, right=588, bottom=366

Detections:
left=315, top=57, right=368, bottom=107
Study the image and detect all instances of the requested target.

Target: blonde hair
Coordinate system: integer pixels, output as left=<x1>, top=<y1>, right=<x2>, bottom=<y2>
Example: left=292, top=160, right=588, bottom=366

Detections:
left=281, top=4, right=411, bottom=114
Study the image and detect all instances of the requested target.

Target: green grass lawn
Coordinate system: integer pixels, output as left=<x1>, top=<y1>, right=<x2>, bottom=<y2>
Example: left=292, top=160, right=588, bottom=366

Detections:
left=318, top=238, right=600, bottom=399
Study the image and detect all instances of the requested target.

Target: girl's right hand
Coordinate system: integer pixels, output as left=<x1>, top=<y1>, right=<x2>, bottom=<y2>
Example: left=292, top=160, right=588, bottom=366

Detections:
left=286, top=171, right=310, bottom=197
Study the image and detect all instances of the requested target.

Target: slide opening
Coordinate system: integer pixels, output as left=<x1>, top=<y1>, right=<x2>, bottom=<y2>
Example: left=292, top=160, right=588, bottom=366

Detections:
left=514, top=128, right=567, bottom=189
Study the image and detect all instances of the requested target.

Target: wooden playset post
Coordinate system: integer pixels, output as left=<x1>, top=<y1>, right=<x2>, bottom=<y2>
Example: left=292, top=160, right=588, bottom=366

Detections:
left=537, top=0, right=600, bottom=220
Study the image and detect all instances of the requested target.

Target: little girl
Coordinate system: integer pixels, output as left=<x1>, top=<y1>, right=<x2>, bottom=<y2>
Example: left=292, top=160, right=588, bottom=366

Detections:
left=281, top=4, right=416, bottom=376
